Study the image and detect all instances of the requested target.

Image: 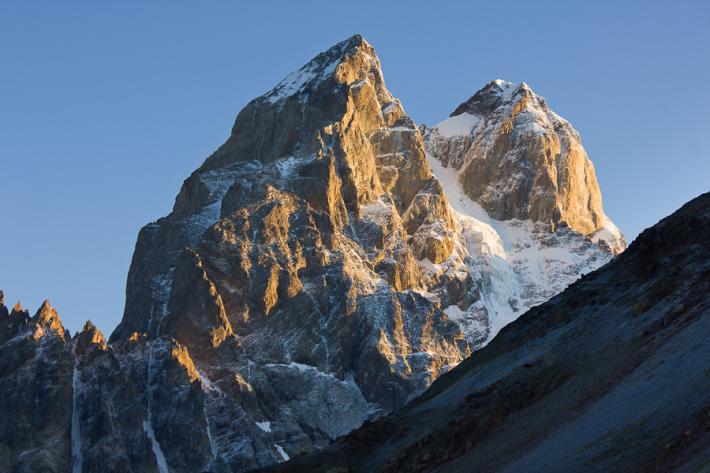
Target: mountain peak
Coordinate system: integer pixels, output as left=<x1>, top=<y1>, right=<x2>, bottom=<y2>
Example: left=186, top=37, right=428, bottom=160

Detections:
left=0, top=36, right=649, bottom=473
left=451, top=79, right=540, bottom=117
left=74, top=319, right=107, bottom=355
left=339, top=33, right=370, bottom=50
left=427, top=79, right=625, bottom=245
left=262, top=33, right=379, bottom=105
left=31, top=300, right=66, bottom=339
left=197, top=33, right=399, bottom=173
left=11, top=301, right=25, bottom=315
left=0, top=295, right=30, bottom=343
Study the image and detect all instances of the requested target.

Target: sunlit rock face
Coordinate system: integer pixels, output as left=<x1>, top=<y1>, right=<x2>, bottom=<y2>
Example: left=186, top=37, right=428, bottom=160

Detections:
left=422, top=79, right=625, bottom=243
left=0, top=37, right=627, bottom=473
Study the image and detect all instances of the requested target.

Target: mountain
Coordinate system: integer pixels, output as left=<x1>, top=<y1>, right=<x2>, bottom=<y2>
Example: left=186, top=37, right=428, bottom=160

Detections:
left=0, top=35, right=626, bottom=472
left=420, top=79, right=626, bottom=343
left=108, top=33, right=472, bottom=465
left=261, top=191, right=710, bottom=473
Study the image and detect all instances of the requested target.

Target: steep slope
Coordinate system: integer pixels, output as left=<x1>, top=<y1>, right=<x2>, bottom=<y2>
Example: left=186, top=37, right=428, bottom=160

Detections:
left=264, top=192, right=710, bottom=473
left=419, top=79, right=627, bottom=343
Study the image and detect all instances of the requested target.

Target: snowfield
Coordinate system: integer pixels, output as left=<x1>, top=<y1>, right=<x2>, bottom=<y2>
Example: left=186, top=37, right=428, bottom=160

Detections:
left=424, top=151, right=617, bottom=344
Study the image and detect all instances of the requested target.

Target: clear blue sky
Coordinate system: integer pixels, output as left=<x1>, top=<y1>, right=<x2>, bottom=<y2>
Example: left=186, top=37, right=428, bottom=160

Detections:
left=2, top=1, right=708, bottom=334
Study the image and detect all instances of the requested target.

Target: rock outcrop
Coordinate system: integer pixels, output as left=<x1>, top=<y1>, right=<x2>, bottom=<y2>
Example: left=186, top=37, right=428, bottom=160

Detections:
left=263, top=192, right=710, bottom=473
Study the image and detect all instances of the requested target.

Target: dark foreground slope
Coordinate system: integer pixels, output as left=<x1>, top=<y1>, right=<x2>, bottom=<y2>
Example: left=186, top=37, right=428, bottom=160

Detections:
left=263, top=192, right=710, bottom=473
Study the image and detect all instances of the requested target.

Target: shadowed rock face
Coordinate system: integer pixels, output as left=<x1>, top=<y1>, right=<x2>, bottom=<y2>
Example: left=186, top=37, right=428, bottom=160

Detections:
left=262, top=192, right=710, bottom=473
left=0, top=301, right=73, bottom=473
left=0, top=36, right=631, bottom=473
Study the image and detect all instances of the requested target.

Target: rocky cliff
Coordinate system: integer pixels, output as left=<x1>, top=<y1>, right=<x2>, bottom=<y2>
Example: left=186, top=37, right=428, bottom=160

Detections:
left=0, top=35, right=628, bottom=472
left=263, top=192, right=710, bottom=472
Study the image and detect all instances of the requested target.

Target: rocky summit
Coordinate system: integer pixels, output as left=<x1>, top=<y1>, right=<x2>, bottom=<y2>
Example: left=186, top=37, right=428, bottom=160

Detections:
left=1, top=35, right=628, bottom=472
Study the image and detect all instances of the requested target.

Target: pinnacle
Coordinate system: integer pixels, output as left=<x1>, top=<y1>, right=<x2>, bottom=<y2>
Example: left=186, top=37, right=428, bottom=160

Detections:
left=82, top=320, right=98, bottom=332
left=451, top=79, right=538, bottom=117
left=263, top=34, right=380, bottom=105
left=328, top=33, right=372, bottom=59
left=35, top=300, right=55, bottom=321
left=313, top=33, right=375, bottom=69
left=31, top=299, right=66, bottom=338
left=75, top=319, right=107, bottom=353
left=341, top=33, right=365, bottom=48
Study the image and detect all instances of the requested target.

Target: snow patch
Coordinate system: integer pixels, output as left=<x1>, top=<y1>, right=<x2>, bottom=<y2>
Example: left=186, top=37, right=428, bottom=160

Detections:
left=426, top=151, right=617, bottom=344
left=360, top=197, right=393, bottom=227
left=205, top=413, right=218, bottom=462
left=275, top=155, right=312, bottom=179
left=492, top=79, right=517, bottom=101
left=444, top=305, right=466, bottom=322
left=435, top=112, right=481, bottom=138
left=591, top=215, right=626, bottom=252
left=198, top=370, right=222, bottom=394
left=275, top=444, right=290, bottom=462
left=256, top=421, right=272, bottom=433
left=149, top=272, right=173, bottom=336
left=182, top=165, right=242, bottom=245
left=381, top=102, right=399, bottom=114
left=145, top=345, right=170, bottom=473
left=71, top=364, right=83, bottom=473
left=266, top=58, right=339, bottom=104
left=143, top=420, right=169, bottom=473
